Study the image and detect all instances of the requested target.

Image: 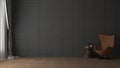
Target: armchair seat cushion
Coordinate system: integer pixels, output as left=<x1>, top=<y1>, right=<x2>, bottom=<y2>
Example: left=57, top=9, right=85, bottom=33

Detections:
left=94, top=46, right=112, bottom=56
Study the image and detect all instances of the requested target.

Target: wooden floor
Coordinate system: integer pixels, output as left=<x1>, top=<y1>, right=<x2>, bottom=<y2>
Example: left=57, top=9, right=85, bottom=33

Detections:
left=0, top=57, right=120, bottom=68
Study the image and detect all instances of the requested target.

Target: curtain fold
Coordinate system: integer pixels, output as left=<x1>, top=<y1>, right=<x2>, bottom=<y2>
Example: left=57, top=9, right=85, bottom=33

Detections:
left=0, top=0, right=13, bottom=61
left=5, top=0, right=14, bottom=60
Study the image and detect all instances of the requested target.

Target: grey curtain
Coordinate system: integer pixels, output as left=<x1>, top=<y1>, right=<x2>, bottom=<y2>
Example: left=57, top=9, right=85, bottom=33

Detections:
left=6, top=0, right=14, bottom=60
left=0, top=0, right=7, bottom=61
left=0, top=0, right=13, bottom=61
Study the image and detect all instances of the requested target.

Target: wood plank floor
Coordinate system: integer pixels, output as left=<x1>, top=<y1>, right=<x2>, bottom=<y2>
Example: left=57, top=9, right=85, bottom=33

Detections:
left=0, top=57, right=120, bottom=68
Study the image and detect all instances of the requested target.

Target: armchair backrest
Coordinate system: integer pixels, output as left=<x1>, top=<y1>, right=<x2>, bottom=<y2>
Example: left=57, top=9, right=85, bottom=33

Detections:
left=98, top=34, right=115, bottom=50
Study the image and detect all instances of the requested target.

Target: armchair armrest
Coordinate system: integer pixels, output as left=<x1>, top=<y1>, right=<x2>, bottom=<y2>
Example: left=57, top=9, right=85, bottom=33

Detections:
left=93, top=46, right=102, bottom=51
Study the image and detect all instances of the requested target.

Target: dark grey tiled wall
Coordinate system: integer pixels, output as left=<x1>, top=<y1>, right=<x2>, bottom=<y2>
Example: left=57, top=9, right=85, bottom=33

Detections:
left=12, top=0, right=120, bottom=57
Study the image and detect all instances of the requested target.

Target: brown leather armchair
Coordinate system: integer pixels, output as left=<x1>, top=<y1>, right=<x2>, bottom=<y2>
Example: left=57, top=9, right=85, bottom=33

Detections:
left=93, top=34, right=115, bottom=58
